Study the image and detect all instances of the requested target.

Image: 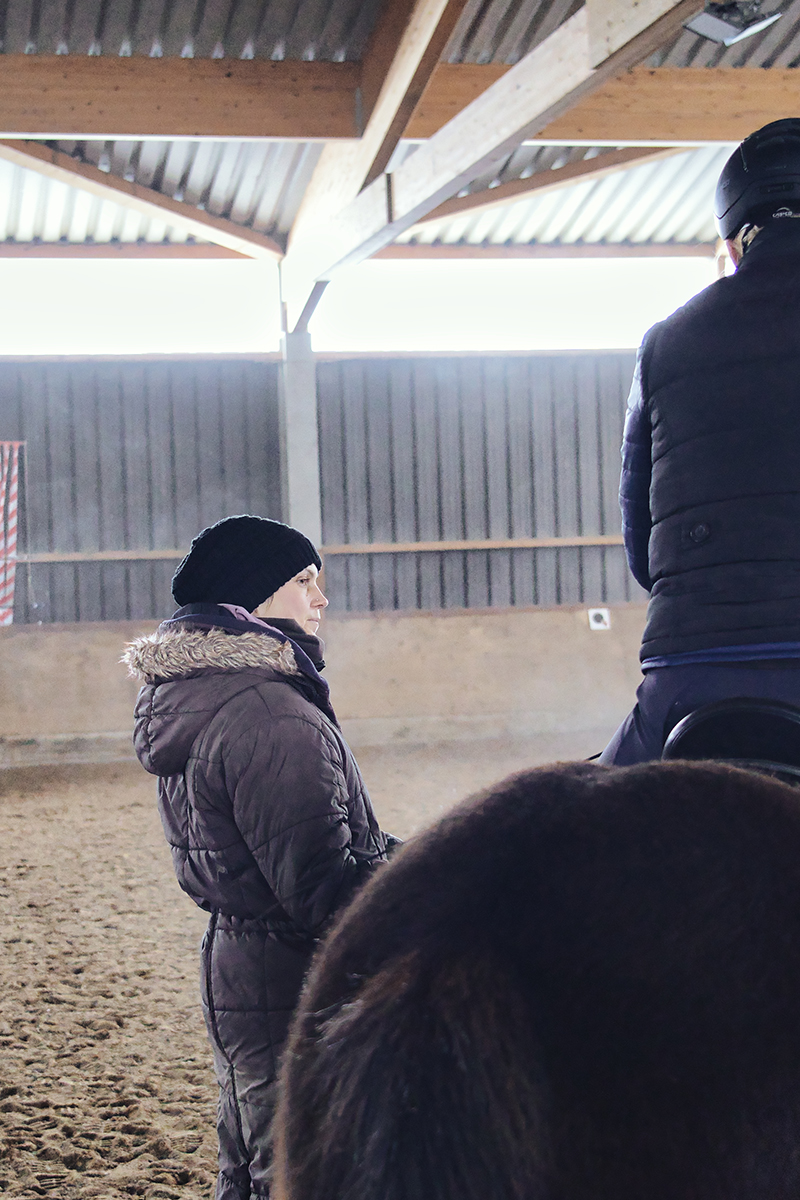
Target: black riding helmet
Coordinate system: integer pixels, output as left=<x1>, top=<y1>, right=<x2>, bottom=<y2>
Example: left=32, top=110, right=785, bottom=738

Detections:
left=715, top=117, right=800, bottom=239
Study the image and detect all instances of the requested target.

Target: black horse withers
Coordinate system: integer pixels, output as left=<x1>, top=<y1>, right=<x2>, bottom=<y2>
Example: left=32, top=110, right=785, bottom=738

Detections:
left=662, top=698, right=800, bottom=785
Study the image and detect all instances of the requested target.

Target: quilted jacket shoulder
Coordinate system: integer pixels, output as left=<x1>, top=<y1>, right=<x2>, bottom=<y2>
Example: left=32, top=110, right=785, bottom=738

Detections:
left=124, top=625, right=391, bottom=933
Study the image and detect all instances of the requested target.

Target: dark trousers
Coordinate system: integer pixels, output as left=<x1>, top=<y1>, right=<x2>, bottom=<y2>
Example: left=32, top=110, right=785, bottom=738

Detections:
left=212, top=1060, right=277, bottom=1200
left=600, top=662, right=800, bottom=765
left=201, top=916, right=313, bottom=1200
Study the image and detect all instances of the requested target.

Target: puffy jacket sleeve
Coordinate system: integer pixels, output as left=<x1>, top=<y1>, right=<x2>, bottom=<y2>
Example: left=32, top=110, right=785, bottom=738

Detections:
left=224, top=708, right=382, bottom=936
left=619, top=344, right=654, bottom=593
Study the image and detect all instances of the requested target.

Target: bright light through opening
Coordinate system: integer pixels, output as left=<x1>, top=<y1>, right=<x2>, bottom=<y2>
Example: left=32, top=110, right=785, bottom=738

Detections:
left=0, top=254, right=717, bottom=355
left=311, top=258, right=718, bottom=353
left=0, top=259, right=282, bottom=356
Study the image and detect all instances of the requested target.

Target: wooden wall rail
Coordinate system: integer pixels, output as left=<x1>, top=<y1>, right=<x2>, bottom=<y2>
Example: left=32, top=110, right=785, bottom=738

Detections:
left=321, top=536, right=625, bottom=553
left=5, top=536, right=625, bottom=564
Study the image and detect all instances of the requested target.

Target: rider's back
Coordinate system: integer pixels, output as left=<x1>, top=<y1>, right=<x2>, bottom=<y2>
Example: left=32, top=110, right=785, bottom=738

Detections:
left=637, top=224, right=800, bottom=661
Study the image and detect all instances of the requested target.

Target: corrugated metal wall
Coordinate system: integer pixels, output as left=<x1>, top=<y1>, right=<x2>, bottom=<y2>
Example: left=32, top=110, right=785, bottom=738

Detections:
left=0, top=360, right=281, bottom=622
left=317, top=354, right=643, bottom=612
left=0, top=353, right=642, bottom=623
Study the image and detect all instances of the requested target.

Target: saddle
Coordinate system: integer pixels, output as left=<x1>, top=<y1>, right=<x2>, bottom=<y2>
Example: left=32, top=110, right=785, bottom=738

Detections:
left=662, top=698, right=800, bottom=785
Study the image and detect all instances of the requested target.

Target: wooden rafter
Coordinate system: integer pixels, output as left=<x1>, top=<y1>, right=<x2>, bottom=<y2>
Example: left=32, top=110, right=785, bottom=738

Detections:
left=286, top=0, right=474, bottom=296
left=412, top=147, right=682, bottom=226
left=280, top=0, right=705, bottom=329
left=0, top=240, right=716, bottom=261
left=0, top=242, right=245, bottom=257
left=536, top=65, right=800, bottom=143
left=374, top=242, right=716, bottom=258
left=359, top=0, right=472, bottom=188
left=405, top=63, right=510, bottom=139
left=408, top=64, right=800, bottom=143
left=0, top=140, right=282, bottom=259
left=0, top=55, right=360, bottom=140
left=0, top=54, right=791, bottom=144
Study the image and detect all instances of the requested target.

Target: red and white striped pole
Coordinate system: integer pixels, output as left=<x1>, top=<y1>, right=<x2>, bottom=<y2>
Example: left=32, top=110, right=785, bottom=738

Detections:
left=0, top=443, right=22, bottom=625
left=0, top=445, right=11, bottom=624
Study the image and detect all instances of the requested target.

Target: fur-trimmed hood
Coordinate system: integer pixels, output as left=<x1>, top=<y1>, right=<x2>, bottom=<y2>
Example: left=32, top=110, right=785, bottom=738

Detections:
left=126, top=625, right=304, bottom=777
left=124, top=626, right=299, bottom=685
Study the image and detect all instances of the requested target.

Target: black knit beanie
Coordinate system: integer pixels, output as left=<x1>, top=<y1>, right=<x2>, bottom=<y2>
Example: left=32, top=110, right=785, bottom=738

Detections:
left=171, top=515, right=322, bottom=611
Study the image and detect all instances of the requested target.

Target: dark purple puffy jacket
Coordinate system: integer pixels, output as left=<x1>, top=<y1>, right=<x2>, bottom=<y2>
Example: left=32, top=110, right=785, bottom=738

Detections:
left=125, top=622, right=394, bottom=1200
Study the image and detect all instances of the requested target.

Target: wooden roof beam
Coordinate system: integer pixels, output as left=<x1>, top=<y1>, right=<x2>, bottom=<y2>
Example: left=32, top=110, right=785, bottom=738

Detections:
left=539, top=65, right=800, bottom=143
left=412, top=146, right=682, bottom=225
left=286, top=0, right=473, bottom=302
left=0, top=140, right=283, bottom=259
left=375, top=242, right=716, bottom=258
left=358, top=0, right=472, bottom=187
left=0, top=54, right=789, bottom=144
left=0, top=241, right=246, bottom=257
left=280, top=0, right=704, bottom=330
left=408, top=64, right=800, bottom=143
left=0, top=55, right=361, bottom=141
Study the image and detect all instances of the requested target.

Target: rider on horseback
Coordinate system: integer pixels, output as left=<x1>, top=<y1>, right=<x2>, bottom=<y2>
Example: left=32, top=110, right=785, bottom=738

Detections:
left=602, top=119, right=800, bottom=764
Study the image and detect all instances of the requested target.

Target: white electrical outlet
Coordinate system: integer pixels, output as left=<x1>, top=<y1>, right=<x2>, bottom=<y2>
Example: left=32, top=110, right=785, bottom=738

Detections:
left=587, top=607, right=611, bottom=630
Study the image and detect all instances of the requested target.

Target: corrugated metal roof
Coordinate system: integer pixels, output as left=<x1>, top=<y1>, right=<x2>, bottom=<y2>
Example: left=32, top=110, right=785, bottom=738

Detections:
left=0, top=0, right=586, bottom=64
left=0, top=153, right=200, bottom=244
left=442, top=0, right=796, bottom=65
left=0, top=138, right=322, bottom=245
left=0, top=0, right=383, bottom=60
left=6, top=0, right=796, bottom=67
left=443, top=0, right=582, bottom=65
left=0, top=0, right=787, bottom=255
left=54, top=139, right=322, bottom=239
left=392, top=143, right=646, bottom=197
left=0, top=143, right=731, bottom=251
left=0, top=154, right=190, bottom=243
left=396, top=145, right=731, bottom=246
left=648, top=0, right=799, bottom=67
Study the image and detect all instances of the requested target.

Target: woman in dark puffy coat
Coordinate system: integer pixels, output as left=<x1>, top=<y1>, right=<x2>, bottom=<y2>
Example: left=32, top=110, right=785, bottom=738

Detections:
left=124, top=515, right=398, bottom=1200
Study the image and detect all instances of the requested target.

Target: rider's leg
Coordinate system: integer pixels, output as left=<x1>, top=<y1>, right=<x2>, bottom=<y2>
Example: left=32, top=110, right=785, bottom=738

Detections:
left=600, top=662, right=800, bottom=766
left=599, top=672, right=667, bottom=764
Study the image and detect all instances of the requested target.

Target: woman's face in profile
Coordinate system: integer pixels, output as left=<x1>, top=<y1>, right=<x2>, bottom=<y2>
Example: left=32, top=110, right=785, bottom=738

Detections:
left=254, top=564, right=328, bottom=634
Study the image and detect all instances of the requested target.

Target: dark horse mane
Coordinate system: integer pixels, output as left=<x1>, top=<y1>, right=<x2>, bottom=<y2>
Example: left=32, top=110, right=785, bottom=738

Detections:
left=275, top=761, right=800, bottom=1200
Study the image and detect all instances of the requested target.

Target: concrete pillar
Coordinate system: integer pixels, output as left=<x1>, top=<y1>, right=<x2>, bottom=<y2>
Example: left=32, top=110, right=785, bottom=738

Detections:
left=279, top=330, right=322, bottom=545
